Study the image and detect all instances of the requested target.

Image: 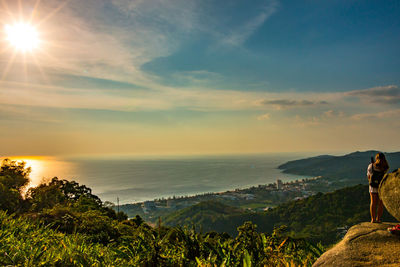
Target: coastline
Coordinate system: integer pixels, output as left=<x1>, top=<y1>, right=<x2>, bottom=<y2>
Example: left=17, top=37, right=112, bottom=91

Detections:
left=118, top=175, right=329, bottom=222
left=33, top=153, right=312, bottom=204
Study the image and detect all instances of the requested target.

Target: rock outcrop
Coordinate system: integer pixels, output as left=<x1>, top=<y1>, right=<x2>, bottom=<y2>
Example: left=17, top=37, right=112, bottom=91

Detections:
left=313, top=222, right=400, bottom=266
left=314, top=169, right=400, bottom=266
left=379, top=168, right=400, bottom=221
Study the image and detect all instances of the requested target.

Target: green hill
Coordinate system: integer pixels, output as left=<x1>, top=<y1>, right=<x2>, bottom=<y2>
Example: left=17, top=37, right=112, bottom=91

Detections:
left=278, top=150, right=400, bottom=182
left=163, top=200, right=245, bottom=227
left=163, top=184, right=396, bottom=245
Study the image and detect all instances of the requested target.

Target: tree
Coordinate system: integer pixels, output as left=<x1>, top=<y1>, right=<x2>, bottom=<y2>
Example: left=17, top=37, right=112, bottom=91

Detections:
left=26, top=177, right=103, bottom=212
left=26, top=181, right=65, bottom=212
left=0, top=159, right=30, bottom=192
left=0, top=159, right=31, bottom=213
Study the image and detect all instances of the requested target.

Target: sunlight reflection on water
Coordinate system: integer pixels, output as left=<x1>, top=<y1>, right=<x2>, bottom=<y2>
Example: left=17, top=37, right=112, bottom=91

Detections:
left=0, top=156, right=77, bottom=188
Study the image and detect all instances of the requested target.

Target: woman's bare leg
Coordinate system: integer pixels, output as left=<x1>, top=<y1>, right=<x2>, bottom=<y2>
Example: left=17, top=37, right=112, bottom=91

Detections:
left=370, top=192, right=378, bottom=223
left=377, top=197, right=384, bottom=222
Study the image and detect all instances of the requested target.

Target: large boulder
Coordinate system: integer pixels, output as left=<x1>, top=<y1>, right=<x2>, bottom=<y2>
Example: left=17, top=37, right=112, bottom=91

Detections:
left=313, top=222, right=400, bottom=266
left=379, top=168, right=400, bottom=221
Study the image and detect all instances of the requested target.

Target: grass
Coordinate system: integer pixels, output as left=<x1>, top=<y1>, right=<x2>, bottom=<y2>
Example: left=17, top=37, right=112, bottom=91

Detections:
left=0, top=211, right=118, bottom=266
left=0, top=210, right=323, bottom=266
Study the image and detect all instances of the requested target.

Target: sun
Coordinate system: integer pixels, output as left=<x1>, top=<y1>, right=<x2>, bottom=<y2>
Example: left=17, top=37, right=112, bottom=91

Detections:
left=1, top=0, right=67, bottom=80
left=5, top=22, right=40, bottom=52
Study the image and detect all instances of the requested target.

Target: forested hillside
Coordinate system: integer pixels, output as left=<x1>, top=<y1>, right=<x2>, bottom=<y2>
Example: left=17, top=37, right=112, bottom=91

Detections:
left=163, top=184, right=396, bottom=245
left=278, top=150, right=400, bottom=182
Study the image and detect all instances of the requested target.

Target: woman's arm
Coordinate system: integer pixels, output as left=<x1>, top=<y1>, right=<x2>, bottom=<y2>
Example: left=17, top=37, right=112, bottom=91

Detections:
left=367, top=163, right=373, bottom=180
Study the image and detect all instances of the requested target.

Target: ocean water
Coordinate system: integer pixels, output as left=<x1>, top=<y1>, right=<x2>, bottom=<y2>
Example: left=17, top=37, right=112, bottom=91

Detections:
left=2, top=154, right=312, bottom=204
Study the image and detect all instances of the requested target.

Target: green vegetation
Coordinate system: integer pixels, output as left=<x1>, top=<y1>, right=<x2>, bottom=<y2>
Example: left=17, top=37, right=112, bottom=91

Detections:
left=0, top=158, right=323, bottom=266
left=163, top=200, right=245, bottom=229
left=0, top=159, right=30, bottom=213
left=278, top=150, right=400, bottom=182
left=0, top=210, right=323, bottom=266
left=0, top=211, right=117, bottom=266
left=163, top=184, right=396, bottom=245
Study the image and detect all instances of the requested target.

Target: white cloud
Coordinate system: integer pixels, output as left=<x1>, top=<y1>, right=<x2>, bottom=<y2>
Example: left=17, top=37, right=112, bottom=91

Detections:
left=257, top=99, right=328, bottom=110
left=1, top=0, right=281, bottom=95
left=111, top=0, right=278, bottom=49
left=220, top=0, right=279, bottom=46
left=257, top=113, right=270, bottom=120
left=0, top=0, right=179, bottom=88
left=111, top=0, right=198, bottom=33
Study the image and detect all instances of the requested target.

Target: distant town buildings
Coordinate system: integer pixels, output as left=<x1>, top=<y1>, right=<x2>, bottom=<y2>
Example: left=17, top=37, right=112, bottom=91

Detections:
left=134, top=176, right=325, bottom=216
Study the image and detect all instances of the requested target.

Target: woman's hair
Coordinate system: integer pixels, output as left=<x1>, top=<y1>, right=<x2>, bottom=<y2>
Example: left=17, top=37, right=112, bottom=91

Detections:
left=374, top=152, right=389, bottom=171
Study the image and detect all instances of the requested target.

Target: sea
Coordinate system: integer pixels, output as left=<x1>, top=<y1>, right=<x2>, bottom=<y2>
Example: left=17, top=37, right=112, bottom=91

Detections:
left=2, top=153, right=313, bottom=204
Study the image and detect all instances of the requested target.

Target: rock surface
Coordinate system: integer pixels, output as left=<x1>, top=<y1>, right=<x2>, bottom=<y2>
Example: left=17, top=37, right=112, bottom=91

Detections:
left=379, top=168, right=400, bottom=221
left=313, top=222, right=400, bottom=267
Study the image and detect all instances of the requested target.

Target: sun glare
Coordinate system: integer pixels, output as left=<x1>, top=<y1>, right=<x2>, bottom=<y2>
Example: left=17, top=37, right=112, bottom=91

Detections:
left=5, top=22, right=40, bottom=52
left=2, top=157, right=46, bottom=189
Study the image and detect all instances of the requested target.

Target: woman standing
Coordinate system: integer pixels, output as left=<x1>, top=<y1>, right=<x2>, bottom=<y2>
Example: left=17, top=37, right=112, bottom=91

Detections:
left=367, top=152, right=389, bottom=223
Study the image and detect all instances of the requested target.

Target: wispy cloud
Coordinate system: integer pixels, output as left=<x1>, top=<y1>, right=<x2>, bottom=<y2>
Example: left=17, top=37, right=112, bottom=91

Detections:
left=351, top=109, right=400, bottom=120
left=0, top=79, right=262, bottom=112
left=220, top=0, right=278, bottom=46
left=0, top=0, right=178, bottom=88
left=0, top=78, right=339, bottom=114
left=258, top=99, right=328, bottom=110
left=346, top=85, right=400, bottom=105
left=293, top=115, right=321, bottom=127
left=168, top=70, right=224, bottom=87
left=290, top=109, right=346, bottom=128
left=0, top=104, right=61, bottom=124
left=1, top=0, right=280, bottom=94
left=322, top=110, right=345, bottom=118
left=257, top=113, right=270, bottom=120
left=111, top=0, right=279, bottom=49
left=111, top=0, right=198, bottom=33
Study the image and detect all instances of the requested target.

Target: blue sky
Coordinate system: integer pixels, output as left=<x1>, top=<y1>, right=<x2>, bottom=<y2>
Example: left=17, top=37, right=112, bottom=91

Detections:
left=142, top=0, right=400, bottom=91
left=0, top=0, right=400, bottom=155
